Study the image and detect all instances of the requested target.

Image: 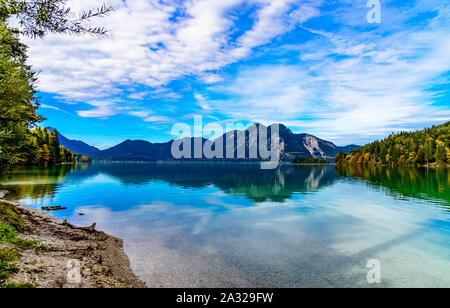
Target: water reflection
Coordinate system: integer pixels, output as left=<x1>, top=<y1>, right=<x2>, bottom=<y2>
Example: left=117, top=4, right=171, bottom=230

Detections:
left=0, top=164, right=78, bottom=200
left=81, top=163, right=340, bottom=202
left=1, top=163, right=448, bottom=209
left=0, top=163, right=449, bottom=287
left=335, top=165, right=450, bottom=211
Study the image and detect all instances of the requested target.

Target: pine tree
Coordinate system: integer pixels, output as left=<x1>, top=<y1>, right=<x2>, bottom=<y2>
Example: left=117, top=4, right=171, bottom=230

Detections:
left=424, top=139, right=434, bottom=165
left=49, top=129, right=61, bottom=163
left=435, top=143, right=447, bottom=164
left=40, top=144, right=51, bottom=165
left=415, top=148, right=425, bottom=165
left=0, top=22, right=41, bottom=169
left=379, top=144, right=387, bottom=164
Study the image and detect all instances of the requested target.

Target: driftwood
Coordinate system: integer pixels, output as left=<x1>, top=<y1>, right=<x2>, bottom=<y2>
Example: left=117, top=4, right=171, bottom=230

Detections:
left=42, top=206, right=67, bottom=211
left=62, top=218, right=96, bottom=233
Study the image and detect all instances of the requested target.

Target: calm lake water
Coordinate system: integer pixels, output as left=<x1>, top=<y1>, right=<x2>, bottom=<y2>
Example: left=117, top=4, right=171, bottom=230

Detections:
left=1, top=163, right=449, bottom=287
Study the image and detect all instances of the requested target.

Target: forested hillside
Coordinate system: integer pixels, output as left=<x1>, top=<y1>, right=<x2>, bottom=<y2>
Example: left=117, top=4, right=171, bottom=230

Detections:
left=1, top=126, right=91, bottom=171
left=27, top=128, right=91, bottom=165
left=335, top=122, right=450, bottom=166
left=0, top=22, right=89, bottom=172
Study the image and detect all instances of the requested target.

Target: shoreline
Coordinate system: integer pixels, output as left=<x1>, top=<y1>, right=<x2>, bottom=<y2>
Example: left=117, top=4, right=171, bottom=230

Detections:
left=335, top=162, right=450, bottom=168
left=0, top=199, right=146, bottom=288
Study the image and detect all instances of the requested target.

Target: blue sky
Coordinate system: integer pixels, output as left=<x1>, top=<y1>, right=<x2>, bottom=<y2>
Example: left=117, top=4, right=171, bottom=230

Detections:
left=23, top=0, right=450, bottom=149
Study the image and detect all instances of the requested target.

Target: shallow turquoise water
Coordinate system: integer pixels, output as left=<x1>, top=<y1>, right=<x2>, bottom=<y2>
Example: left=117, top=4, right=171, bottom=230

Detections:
left=1, top=163, right=449, bottom=287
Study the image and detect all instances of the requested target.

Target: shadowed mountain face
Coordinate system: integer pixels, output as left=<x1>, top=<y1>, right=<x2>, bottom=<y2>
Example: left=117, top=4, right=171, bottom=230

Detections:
left=94, top=140, right=173, bottom=161
left=90, top=123, right=359, bottom=162
left=57, top=132, right=100, bottom=155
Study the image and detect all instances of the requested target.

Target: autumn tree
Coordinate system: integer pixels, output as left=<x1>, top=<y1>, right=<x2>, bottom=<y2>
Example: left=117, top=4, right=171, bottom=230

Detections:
left=339, top=122, right=449, bottom=167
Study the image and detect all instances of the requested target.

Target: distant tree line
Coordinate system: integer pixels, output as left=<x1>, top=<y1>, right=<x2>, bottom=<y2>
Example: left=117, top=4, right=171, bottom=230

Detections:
left=335, top=122, right=450, bottom=167
left=293, top=158, right=329, bottom=164
left=1, top=126, right=91, bottom=170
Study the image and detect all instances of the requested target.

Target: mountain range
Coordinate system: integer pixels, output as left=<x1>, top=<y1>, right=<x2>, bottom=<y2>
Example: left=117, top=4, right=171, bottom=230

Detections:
left=56, top=131, right=101, bottom=155
left=57, top=123, right=359, bottom=162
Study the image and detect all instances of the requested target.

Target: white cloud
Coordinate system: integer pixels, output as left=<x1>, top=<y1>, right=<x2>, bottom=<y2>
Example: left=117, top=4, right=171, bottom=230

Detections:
left=194, top=92, right=213, bottom=111
left=128, top=110, right=151, bottom=118
left=76, top=99, right=156, bottom=120
left=205, top=66, right=313, bottom=119
left=24, top=0, right=318, bottom=119
left=77, top=106, right=116, bottom=118
left=21, top=0, right=449, bottom=145
left=229, top=0, right=320, bottom=59
left=203, top=6, right=450, bottom=144
left=143, top=116, right=172, bottom=123
left=127, top=92, right=148, bottom=100
left=198, top=73, right=224, bottom=84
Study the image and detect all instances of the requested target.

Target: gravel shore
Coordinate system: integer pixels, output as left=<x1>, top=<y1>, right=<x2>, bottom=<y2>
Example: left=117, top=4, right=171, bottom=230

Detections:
left=1, top=199, right=146, bottom=288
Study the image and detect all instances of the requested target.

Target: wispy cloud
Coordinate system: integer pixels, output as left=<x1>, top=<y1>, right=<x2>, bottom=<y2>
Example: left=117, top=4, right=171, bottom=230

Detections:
left=25, top=0, right=450, bottom=145
left=200, top=2, right=450, bottom=144
left=25, top=0, right=317, bottom=119
left=40, top=104, right=75, bottom=117
left=143, top=116, right=172, bottom=123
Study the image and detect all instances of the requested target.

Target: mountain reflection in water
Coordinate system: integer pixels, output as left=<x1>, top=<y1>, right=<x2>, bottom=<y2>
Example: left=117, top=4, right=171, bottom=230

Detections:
left=1, top=163, right=449, bottom=287
left=2, top=163, right=449, bottom=210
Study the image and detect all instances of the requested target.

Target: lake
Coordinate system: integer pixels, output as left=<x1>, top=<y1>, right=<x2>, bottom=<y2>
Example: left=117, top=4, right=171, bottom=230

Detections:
left=1, top=163, right=449, bottom=287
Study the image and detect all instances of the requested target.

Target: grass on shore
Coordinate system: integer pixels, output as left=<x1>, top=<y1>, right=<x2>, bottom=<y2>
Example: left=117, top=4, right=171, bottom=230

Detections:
left=0, top=201, right=38, bottom=288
